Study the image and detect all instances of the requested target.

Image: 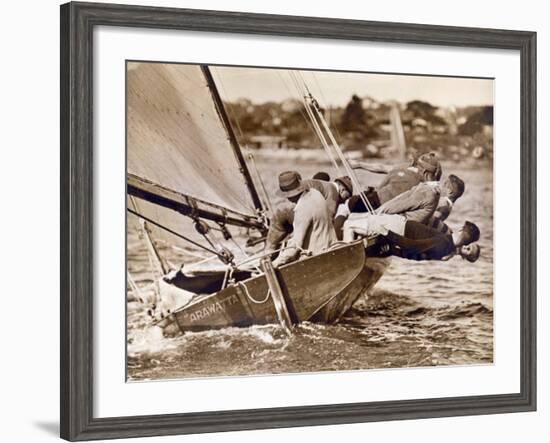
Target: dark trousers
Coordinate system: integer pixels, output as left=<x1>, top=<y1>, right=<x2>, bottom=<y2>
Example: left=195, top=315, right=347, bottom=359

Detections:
left=348, top=188, right=382, bottom=213
left=385, top=221, right=455, bottom=261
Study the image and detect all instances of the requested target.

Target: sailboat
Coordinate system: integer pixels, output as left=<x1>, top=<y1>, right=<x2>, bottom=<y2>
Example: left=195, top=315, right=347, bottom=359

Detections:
left=127, top=62, right=389, bottom=336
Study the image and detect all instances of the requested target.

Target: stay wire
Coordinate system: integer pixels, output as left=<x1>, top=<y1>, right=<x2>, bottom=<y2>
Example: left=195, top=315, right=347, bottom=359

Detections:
left=309, top=97, right=375, bottom=213
left=289, top=71, right=343, bottom=174
left=127, top=207, right=226, bottom=260
left=293, top=71, right=374, bottom=213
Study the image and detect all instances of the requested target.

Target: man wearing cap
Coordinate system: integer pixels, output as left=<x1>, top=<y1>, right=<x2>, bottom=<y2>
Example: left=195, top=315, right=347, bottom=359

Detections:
left=271, top=171, right=337, bottom=267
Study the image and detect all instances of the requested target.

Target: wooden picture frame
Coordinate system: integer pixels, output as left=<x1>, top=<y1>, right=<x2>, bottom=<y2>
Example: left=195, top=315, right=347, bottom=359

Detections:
left=60, top=1, right=536, bottom=440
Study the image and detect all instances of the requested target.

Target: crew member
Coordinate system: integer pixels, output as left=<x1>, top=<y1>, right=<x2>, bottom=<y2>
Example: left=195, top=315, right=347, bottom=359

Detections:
left=343, top=212, right=480, bottom=262
left=333, top=152, right=442, bottom=236
left=426, top=174, right=465, bottom=234
left=265, top=173, right=350, bottom=252
left=377, top=174, right=465, bottom=225
left=272, top=171, right=336, bottom=267
left=348, top=151, right=442, bottom=209
left=303, top=175, right=353, bottom=219
left=265, top=172, right=331, bottom=253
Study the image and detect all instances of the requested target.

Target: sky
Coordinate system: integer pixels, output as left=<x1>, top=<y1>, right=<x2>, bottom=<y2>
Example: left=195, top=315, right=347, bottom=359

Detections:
left=211, top=66, right=494, bottom=108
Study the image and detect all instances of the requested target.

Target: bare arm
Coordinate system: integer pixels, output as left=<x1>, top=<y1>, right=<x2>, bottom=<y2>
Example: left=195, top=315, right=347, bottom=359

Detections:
left=440, top=251, right=456, bottom=261
left=349, top=160, right=391, bottom=174
left=433, top=200, right=452, bottom=223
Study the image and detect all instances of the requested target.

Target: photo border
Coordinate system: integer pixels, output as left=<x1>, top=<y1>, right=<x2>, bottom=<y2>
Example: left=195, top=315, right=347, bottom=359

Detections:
left=60, top=2, right=536, bottom=440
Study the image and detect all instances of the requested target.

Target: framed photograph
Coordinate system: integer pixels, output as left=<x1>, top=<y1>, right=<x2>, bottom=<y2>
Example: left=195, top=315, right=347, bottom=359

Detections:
left=60, top=1, right=536, bottom=441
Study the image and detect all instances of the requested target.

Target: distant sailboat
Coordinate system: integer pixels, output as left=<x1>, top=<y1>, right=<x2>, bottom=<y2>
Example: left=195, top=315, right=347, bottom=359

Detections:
left=127, top=62, right=388, bottom=336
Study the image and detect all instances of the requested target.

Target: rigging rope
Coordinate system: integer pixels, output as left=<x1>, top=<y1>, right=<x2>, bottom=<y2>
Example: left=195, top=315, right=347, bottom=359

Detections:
left=127, top=207, right=234, bottom=264
left=303, top=95, right=342, bottom=173
left=291, top=71, right=375, bottom=214
left=309, top=97, right=375, bottom=213
left=211, top=69, right=269, bottom=216
left=127, top=270, right=145, bottom=304
left=307, top=71, right=346, bottom=148
left=289, top=71, right=343, bottom=174
left=129, top=196, right=167, bottom=302
left=276, top=71, right=328, bottom=150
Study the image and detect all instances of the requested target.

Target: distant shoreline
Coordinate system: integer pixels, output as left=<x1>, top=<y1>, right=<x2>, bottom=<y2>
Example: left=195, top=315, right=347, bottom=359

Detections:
left=250, top=147, right=493, bottom=169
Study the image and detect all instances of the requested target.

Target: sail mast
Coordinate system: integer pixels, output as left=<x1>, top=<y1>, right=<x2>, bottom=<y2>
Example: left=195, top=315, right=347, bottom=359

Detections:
left=201, top=65, right=264, bottom=213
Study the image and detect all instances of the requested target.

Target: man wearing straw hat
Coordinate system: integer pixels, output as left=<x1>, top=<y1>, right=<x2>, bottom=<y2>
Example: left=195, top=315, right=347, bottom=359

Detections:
left=271, top=171, right=336, bottom=267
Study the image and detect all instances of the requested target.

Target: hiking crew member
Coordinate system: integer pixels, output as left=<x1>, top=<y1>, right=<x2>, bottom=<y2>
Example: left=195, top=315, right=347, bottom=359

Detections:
left=377, top=174, right=465, bottom=225
left=350, top=151, right=443, bottom=181
left=333, top=152, right=442, bottom=236
left=377, top=182, right=440, bottom=224
left=426, top=174, right=466, bottom=234
left=343, top=212, right=480, bottom=262
left=272, top=171, right=337, bottom=267
left=348, top=151, right=442, bottom=208
left=386, top=219, right=480, bottom=261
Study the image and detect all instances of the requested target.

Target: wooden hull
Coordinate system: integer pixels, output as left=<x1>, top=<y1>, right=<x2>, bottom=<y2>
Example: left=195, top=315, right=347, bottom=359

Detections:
left=310, top=257, right=390, bottom=324
left=156, top=242, right=385, bottom=335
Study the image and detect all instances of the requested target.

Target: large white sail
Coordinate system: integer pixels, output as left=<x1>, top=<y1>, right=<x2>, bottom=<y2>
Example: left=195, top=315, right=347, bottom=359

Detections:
left=128, top=62, right=258, bottom=215
left=127, top=62, right=263, bottom=262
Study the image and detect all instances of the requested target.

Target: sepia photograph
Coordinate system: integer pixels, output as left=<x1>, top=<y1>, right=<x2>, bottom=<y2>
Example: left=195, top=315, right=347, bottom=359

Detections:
left=126, top=61, right=493, bottom=381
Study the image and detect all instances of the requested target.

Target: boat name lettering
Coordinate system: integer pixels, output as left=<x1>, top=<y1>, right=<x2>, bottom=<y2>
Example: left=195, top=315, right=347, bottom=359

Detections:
left=189, top=294, right=239, bottom=323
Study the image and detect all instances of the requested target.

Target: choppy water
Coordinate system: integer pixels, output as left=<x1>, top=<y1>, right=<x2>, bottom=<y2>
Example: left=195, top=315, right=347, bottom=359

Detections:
left=127, top=160, right=493, bottom=381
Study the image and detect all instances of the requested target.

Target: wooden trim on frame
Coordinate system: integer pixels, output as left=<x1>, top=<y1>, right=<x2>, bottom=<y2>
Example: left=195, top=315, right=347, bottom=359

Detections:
left=60, top=2, right=537, bottom=441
